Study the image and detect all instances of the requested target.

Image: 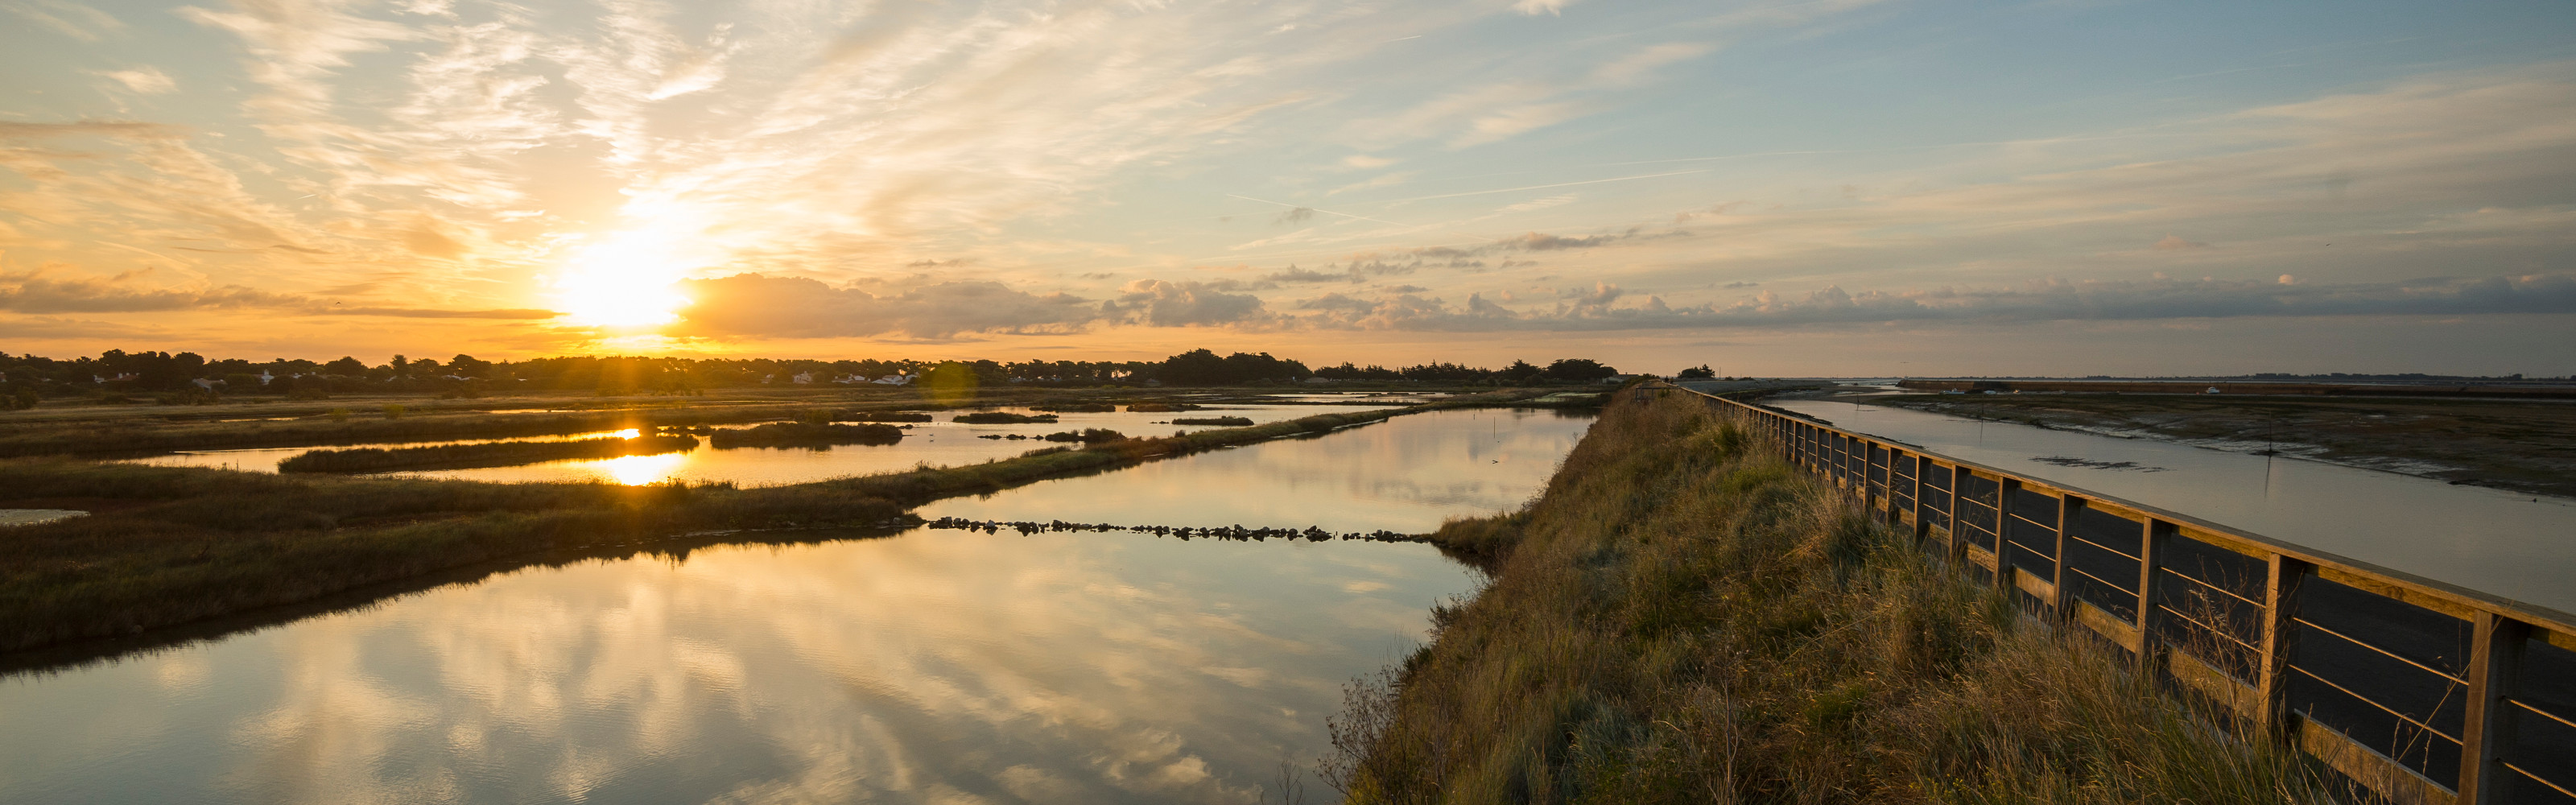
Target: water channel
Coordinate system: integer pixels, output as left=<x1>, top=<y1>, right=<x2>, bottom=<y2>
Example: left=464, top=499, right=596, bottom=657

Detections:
left=0, top=407, right=1591, bottom=804
left=1759, top=394, right=2576, bottom=617
left=123, top=403, right=1405, bottom=488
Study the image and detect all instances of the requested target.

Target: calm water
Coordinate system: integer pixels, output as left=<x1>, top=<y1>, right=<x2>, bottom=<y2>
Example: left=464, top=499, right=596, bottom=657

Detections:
left=125, top=404, right=1401, bottom=488
left=1764, top=396, right=2576, bottom=616
left=1, top=407, right=1594, bottom=804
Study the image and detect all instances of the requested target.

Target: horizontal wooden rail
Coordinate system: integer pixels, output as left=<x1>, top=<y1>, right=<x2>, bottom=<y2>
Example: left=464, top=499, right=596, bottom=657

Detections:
left=1650, top=382, right=2576, bottom=804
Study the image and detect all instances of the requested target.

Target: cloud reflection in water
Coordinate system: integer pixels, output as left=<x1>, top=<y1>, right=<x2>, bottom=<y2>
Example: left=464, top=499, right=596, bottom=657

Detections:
left=0, top=530, right=1477, bottom=804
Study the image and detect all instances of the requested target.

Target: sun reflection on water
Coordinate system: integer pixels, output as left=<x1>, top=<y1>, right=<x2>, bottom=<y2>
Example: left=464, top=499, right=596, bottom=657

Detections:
left=597, top=452, right=688, bottom=485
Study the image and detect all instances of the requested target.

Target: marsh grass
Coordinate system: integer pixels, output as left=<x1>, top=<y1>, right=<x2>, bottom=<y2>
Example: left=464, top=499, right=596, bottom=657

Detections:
left=1173, top=415, right=1256, bottom=426
left=277, top=434, right=700, bottom=473
left=707, top=422, right=906, bottom=448
left=952, top=412, right=1057, bottom=423
left=1327, top=391, right=2340, bottom=804
left=0, top=395, right=1524, bottom=653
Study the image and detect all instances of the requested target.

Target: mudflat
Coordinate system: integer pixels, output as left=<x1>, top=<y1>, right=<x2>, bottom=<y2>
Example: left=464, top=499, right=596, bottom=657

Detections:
left=1860, top=392, right=2576, bottom=498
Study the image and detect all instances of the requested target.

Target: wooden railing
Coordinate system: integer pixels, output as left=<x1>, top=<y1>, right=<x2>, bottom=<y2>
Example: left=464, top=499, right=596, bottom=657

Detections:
left=1653, top=382, right=2576, bottom=803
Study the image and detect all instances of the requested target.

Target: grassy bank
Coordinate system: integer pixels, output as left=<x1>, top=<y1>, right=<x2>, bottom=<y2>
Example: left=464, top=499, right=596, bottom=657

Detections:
left=0, top=394, right=1525, bottom=653
left=1328, top=391, right=2335, bottom=803
left=278, top=434, right=701, bottom=473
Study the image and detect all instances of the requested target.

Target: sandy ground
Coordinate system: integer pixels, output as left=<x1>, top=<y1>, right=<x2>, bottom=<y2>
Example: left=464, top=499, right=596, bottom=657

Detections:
left=1854, top=392, right=2576, bottom=499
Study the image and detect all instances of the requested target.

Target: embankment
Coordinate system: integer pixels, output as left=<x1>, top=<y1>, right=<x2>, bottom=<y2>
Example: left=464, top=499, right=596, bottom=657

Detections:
left=0, top=394, right=1528, bottom=654
left=1327, top=391, right=2335, bottom=803
left=278, top=434, right=702, bottom=473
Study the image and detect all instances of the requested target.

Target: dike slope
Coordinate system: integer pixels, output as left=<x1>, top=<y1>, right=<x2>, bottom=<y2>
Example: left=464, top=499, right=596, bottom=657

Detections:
left=1328, top=390, right=2339, bottom=803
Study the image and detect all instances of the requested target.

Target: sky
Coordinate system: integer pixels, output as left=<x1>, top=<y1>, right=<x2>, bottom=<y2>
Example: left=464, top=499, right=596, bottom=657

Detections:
left=3, top=0, right=2574, bottom=376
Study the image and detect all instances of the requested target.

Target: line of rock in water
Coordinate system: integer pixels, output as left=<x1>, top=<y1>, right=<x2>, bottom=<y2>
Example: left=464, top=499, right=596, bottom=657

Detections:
left=923, top=516, right=1419, bottom=543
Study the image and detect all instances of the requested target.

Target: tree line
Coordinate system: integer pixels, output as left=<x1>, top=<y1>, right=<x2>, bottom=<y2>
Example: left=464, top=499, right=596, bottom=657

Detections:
left=0, top=347, right=1633, bottom=407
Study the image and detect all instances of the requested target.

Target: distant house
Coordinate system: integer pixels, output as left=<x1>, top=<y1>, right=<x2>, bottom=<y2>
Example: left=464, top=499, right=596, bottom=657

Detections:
left=192, top=378, right=218, bottom=390
left=257, top=370, right=275, bottom=385
left=791, top=372, right=815, bottom=384
left=1600, top=374, right=1638, bottom=385
left=871, top=374, right=913, bottom=386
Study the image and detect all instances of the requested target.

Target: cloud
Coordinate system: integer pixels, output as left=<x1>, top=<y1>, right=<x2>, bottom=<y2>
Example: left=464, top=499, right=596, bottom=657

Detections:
left=0, top=270, right=300, bottom=312
left=2153, top=234, right=2209, bottom=250
left=5, top=0, right=125, bottom=42
left=1275, top=273, right=2576, bottom=332
left=332, top=307, right=558, bottom=319
left=0, top=270, right=560, bottom=318
left=1590, top=43, right=1713, bottom=86
left=0, top=120, right=186, bottom=140
left=93, top=67, right=177, bottom=94
left=672, top=274, right=1102, bottom=340
left=1111, top=280, right=1271, bottom=327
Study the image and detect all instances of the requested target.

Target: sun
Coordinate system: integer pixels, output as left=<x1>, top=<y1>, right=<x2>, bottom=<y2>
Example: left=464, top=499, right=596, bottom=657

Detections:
left=552, top=231, right=696, bottom=328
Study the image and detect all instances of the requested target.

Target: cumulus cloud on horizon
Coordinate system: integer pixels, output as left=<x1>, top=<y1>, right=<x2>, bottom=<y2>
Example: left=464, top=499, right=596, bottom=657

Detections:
left=0, top=270, right=559, bottom=319
left=654, top=270, right=2576, bottom=339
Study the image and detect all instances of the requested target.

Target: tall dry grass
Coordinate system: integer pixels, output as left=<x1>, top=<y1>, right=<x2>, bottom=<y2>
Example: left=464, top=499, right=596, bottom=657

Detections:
left=1326, top=390, right=2340, bottom=804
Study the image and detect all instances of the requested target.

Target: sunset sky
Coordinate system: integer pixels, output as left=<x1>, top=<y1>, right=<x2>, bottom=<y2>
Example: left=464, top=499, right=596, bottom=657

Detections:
left=4, top=0, right=2573, bottom=375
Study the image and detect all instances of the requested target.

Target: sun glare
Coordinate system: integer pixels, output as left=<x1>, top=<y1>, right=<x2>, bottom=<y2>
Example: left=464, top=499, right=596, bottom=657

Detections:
left=597, top=452, right=688, bottom=486
left=554, top=231, right=696, bottom=328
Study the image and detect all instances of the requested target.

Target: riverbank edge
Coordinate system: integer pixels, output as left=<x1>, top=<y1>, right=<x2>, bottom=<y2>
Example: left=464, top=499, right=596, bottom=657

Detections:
left=0, top=391, right=1551, bottom=654
left=1326, top=389, right=2335, bottom=802
left=1851, top=392, right=2576, bottom=499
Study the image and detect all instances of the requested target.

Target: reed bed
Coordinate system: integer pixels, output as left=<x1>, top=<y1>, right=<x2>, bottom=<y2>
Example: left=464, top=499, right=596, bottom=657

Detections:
left=1040, top=428, right=1126, bottom=443
left=1030, top=402, right=1117, bottom=412
left=1172, top=415, right=1255, bottom=426
left=1325, top=391, right=2340, bottom=804
left=952, top=412, right=1058, bottom=423
left=278, top=434, right=700, bottom=473
left=707, top=422, right=906, bottom=448
left=844, top=411, right=935, bottom=423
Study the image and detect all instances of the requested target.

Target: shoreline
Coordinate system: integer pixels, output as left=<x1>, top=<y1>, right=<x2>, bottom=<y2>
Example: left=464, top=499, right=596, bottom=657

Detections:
left=1843, top=392, right=2576, bottom=499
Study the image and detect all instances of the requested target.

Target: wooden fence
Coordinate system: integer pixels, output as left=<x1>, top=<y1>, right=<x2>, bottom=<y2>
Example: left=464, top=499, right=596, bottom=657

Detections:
left=1656, top=382, right=2576, bottom=803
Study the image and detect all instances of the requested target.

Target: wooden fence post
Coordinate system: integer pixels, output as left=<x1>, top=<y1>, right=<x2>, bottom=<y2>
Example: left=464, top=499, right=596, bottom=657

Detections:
left=2256, top=554, right=2312, bottom=739
left=2459, top=613, right=2530, bottom=803
left=1995, top=477, right=2019, bottom=589
left=2137, top=520, right=2168, bottom=675
left=2053, top=496, right=2079, bottom=621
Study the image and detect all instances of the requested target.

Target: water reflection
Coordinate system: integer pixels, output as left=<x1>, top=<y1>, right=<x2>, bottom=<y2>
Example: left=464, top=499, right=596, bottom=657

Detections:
left=123, top=404, right=1402, bottom=488
left=0, top=534, right=1473, bottom=804
left=1768, top=398, right=2576, bottom=614
left=2, top=407, right=1595, bottom=803
left=930, top=407, right=1596, bottom=534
